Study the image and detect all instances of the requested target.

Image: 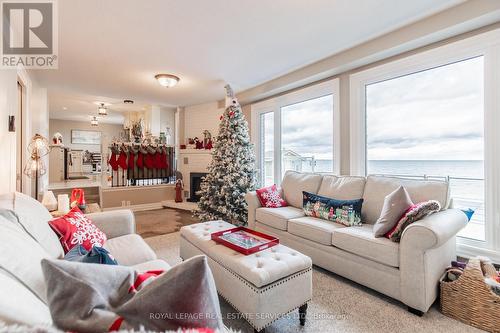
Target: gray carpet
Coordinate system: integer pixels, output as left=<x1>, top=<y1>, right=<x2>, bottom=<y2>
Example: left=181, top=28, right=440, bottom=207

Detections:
left=145, top=233, right=483, bottom=333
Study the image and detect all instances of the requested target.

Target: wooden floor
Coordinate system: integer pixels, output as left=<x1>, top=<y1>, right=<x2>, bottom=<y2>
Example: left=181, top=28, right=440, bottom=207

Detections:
left=134, top=208, right=200, bottom=238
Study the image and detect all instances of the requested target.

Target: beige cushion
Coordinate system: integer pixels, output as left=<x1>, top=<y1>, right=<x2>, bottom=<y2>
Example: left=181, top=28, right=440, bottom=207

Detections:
left=318, top=175, right=366, bottom=200
left=132, top=259, right=171, bottom=272
left=0, top=192, right=64, bottom=258
left=0, top=217, right=51, bottom=303
left=332, top=224, right=400, bottom=267
left=103, top=234, right=157, bottom=266
left=281, top=171, right=322, bottom=208
left=0, top=271, right=52, bottom=326
left=362, top=176, right=450, bottom=224
left=288, top=216, right=346, bottom=245
left=373, top=186, right=413, bottom=237
left=181, top=221, right=312, bottom=288
left=255, top=206, right=305, bottom=231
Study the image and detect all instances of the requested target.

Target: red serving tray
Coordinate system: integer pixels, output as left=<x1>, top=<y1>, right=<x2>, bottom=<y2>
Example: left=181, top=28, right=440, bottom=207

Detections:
left=211, top=227, right=279, bottom=255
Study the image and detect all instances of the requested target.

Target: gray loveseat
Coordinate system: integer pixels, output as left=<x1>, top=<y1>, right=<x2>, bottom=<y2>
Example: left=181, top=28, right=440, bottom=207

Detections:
left=245, top=171, right=467, bottom=314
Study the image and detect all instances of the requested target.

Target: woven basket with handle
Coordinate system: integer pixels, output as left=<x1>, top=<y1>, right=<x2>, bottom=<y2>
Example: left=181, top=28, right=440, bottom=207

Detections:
left=440, top=258, right=500, bottom=332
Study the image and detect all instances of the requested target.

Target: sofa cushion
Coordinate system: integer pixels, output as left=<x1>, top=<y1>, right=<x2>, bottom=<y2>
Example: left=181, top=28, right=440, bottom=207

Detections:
left=103, top=234, right=157, bottom=266
left=0, top=271, right=52, bottom=326
left=256, top=184, right=287, bottom=208
left=288, top=216, right=346, bottom=245
left=318, top=175, right=366, bottom=200
left=255, top=206, right=305, bottom=231
left=331, top=224, right=399, bottom=267
left=0, top=192, right=64, bottom=258
left=0, top=216, right=51, bottom=303
left=373, top=186, right=413, bottom=237
left=281, top=171, right=322, bottom=208
left=362, top=175, right=450, bottom=224
left=302, top=191, right=363, bottom=226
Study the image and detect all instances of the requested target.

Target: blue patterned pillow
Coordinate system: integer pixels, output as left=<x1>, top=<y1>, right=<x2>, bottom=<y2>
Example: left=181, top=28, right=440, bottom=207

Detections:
left=302, top=191, right=363, bottom=226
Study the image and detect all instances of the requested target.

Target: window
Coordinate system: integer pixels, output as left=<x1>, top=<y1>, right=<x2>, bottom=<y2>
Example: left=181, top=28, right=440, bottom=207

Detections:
left=281, top=95, right=334, bottom=175
left=350, top=29, right=500, bottom=260
left=260, top=112, right=274, bottom=187
left=252, top=79, right=340, bottom=186
left=366, top=57, right=484, bottom=241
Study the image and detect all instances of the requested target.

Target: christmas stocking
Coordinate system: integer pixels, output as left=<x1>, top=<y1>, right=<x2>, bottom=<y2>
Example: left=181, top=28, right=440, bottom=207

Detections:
left=136, top=151, right=144, bottom=168
left=108, top=150, right=119, bottom=171
left=117, top=150, right=128, bottom=169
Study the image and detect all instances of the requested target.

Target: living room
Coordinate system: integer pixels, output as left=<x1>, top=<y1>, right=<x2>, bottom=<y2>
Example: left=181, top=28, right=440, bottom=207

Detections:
left=1, top=1, right=500, bottom=332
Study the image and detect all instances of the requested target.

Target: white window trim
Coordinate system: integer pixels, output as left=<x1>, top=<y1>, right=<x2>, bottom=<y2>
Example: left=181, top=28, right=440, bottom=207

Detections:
left=251, top=78, right=340, bottom=186
left=349, top=29, right=500, bottom=258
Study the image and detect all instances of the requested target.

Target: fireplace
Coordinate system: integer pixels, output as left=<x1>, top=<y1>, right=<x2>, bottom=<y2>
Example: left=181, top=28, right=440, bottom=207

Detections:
left=187, top=172, right=208, bottom=202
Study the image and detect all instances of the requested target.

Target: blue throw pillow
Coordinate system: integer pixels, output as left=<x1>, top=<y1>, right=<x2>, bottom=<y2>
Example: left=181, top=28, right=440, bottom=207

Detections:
left=302, top=191, right=363, bottom=226
left=64, top=245, right=118, bottom=265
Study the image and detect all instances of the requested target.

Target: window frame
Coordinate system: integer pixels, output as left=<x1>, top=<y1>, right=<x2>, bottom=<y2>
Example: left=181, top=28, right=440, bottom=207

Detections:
left=251, top=78, right=341, bottom=186
left=349, top=29, right=500, bottom=260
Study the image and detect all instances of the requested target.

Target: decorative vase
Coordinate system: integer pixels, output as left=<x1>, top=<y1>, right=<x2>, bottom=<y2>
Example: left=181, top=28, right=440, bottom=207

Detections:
left=42, top=191, right=58, bottom=211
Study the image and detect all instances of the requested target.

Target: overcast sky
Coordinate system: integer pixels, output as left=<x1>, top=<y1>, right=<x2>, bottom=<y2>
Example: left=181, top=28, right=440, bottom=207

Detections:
left=264, top=56, right=484, bottom=162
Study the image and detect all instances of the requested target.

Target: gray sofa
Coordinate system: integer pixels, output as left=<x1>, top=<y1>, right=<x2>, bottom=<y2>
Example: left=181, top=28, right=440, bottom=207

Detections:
left=245, top=171, right=467, bottom=314
left=0, top=192, right=170, bottom=327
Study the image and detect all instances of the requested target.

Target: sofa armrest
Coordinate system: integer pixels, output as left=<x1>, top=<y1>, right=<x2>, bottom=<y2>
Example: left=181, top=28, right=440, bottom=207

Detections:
left=86, top=209, right=136, bottom=239
left=401, top=209, right=467, bottom=250
left=399, top=209, right=467, bottom=312
left=245, top=191, right=261, bottom=229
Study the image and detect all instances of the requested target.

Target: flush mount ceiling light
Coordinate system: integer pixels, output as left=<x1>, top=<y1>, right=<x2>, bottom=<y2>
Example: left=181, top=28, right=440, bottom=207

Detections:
left=90, top=116, right=98, bottom=126
left=98, top=103, right=107, bottom=116
left=155, top=74, right=180, bottom=88
left=124, top=99, right=134, bottom=104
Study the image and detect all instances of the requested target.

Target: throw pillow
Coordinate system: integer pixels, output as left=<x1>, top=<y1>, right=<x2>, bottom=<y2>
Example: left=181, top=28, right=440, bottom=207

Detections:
left=256, top=184, right=287, bottom=208
left=49, top=206, right=107, bottom=253
left=385, top=200, right=441, bottom=242
left=41, top=255, right=223, bottom=332
left=64, top=245, right=118, bottom=265
left=373, top=186, right=413, bottom=237
left=302, top=191, right=363, bottom=226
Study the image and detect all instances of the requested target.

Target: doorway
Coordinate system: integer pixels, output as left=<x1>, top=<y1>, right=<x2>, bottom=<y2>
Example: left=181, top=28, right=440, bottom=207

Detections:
left=16, top=81, right=24, bottom=192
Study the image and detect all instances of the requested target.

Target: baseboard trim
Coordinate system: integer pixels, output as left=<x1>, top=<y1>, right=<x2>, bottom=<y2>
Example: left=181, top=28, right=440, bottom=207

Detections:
left=102, top=202, right=164, bottom=212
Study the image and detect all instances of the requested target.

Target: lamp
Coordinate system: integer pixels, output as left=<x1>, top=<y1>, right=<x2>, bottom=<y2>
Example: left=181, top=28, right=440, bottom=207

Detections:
left=155, top=74, right=180, bottom=88
left=23, top=134, right=50, bottom=200
left=91, top=116, right=99, bottom=126
left=98, top=103, right=107, bottom=115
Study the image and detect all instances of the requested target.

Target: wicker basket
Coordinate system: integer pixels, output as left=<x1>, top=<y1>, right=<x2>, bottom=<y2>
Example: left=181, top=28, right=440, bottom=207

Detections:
left=440, top=258, right=500, bottom=332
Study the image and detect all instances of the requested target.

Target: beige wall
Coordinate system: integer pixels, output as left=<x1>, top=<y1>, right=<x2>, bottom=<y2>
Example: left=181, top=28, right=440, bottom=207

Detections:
left=49, top=119, right=124, bottom=153
left=182, top=101, right=223, bottom=145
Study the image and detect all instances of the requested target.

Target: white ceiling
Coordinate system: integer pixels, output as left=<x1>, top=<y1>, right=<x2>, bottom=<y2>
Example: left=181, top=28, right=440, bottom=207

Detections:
left=36, top=0, right=464, bottom=121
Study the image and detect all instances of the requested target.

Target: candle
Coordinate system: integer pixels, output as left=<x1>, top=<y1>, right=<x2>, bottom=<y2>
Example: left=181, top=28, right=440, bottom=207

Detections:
left=57, top=194, right=70, bottom=214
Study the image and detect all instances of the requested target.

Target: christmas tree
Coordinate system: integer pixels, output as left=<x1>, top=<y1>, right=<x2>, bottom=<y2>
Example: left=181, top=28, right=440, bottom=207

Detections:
left=194, top=85, right=257, bottom=225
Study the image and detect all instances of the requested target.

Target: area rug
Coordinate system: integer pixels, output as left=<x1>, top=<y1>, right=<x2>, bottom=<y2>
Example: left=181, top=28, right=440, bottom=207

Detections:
left=145, top=233, right=483, bottom=333
left=135, top=208, right=199, bottom=238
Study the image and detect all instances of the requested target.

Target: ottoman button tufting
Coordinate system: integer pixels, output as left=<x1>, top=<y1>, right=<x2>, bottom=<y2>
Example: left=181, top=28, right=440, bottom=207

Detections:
left=255, top=253, right=260, bottom=257
left=203, top=232, right=209, bottom=236
left=257, top=261, right=263, bottom=268
left=274, top=256, right=280, bottom=261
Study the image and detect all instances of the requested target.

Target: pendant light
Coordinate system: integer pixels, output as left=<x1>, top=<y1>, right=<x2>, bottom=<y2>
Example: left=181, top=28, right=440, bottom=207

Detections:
left=98, top=103, right=107, bottom=115
left=91, top=116, right=98, bottom=126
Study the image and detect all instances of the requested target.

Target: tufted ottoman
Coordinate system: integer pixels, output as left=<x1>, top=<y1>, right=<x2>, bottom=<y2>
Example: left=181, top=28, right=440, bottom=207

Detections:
left=180, top=221, right=313, bottom=332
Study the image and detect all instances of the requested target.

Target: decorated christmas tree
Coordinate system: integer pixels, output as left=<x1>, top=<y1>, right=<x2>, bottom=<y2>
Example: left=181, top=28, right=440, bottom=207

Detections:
left=194, top=85, right=257, bottom=225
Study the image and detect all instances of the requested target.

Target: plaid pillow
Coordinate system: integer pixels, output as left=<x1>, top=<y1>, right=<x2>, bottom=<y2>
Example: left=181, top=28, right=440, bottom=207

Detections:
left=385, top=200, right=441, bottom=242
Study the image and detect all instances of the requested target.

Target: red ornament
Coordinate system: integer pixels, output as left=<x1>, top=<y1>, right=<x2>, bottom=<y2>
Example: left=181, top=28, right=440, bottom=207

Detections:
left=229, top=111, right=235, bottom=117
left=219, top=115, right=223, bottom=120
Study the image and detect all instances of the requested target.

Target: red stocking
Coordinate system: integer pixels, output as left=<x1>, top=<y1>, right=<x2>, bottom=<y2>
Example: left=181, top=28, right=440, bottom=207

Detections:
left=117, top=151, right=128, bottom=169
left=144, top=152, right=155, bottom=169
left=136, top=152, right=144, bottom=168
left=108, top=151, right=118, bottom=171
left=128, top=152, right=135, bottom=169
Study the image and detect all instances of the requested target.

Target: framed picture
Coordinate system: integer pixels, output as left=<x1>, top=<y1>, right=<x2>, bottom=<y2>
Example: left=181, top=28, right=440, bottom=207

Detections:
left=71, top=130, right=102, bottom=145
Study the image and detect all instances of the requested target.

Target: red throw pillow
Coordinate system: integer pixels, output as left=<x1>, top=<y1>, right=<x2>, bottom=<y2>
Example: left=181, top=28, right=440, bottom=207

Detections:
left=256, top=184, right=287, bottom=208
left=49, top=206, right=107, bottom=253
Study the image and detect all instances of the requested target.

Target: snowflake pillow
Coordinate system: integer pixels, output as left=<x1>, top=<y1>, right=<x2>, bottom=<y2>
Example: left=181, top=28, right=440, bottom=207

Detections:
left=256, top=184, right=287, bottom=208
left=49, top=206, right=107, bottom=253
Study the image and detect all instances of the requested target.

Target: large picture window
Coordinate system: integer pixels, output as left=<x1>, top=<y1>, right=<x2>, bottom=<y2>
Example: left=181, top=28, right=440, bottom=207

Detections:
left=252, top=79, right=340, bottom=186
left=350, top=29, right=500, bottom=260
left=366, top=57, right=485, bottom=241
